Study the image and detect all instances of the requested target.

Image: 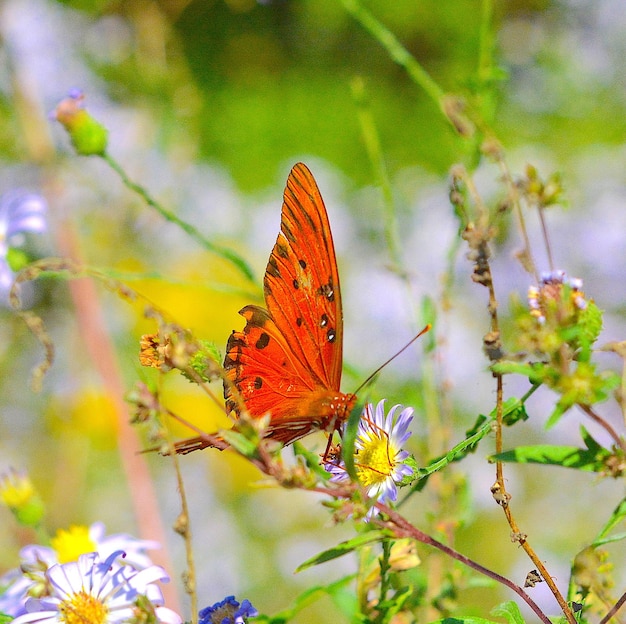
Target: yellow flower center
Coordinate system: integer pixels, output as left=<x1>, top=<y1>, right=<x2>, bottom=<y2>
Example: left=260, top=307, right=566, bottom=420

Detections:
left=59, top=590, right=108, bottom=624
left=51, top=526, right=97, bottom=564
left=355, top=432, right=395, bottom=488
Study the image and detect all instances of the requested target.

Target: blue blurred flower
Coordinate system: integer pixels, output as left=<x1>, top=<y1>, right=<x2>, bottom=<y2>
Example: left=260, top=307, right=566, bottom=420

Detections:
left=326, top=400, right=415, bottom=517
left=199, top=595, right=258, bottom=624
left=0, top=190, right=47, bottom=302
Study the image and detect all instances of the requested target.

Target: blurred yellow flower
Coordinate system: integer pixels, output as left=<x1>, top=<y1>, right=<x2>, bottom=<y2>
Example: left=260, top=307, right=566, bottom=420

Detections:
left=51, top=525, right=97, bottom=564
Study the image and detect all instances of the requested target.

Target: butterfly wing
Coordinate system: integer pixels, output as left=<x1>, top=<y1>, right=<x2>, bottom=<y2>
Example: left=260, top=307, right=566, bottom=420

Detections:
left=264, top=162, right=343, bottom=389
left=223, top=163, right=349, bottom=445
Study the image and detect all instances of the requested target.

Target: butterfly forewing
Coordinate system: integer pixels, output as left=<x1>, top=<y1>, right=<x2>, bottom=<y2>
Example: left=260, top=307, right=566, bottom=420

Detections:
left=264, top=163, right=343, bottom=389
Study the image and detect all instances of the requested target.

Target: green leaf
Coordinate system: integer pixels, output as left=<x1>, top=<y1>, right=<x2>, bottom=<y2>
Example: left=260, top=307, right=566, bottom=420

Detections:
left=498, top=397, right=529, bottom=426
left=490, top=361, right=547, bottom=384
left=342, top=400, right=365, bottom=481
left=253, top=575, right=357, bottom=623
left=293, top=442, right=332, bottom=480
left=491, top=443, right=610, bottom=472
left=397, top=454, right=418, bottom=486
left=6, top=247, right=30, bottom=272
left=591, top=531, right=626, bottom=547
left=295, top=530, right=388, bottom=572
left=220, top=429, right=260, bottom=458
left=412, top=414, right=495, bottom=489
left=594, top=495, right=626, bottom=543
left=490, top=600, right=526, bottom=624
left=545, top=402, right=568, bottom=430
left=376, top=585, right=413, bottom=621
left=428, top=616, right=504, bottom=623
left=578, top=300, right=603, bottom=350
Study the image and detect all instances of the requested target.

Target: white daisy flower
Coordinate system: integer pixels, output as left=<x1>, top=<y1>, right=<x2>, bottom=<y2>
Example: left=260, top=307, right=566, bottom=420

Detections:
left=11, top=551, right=181, bottom=624
left=0, top=522, right=160, bottom=617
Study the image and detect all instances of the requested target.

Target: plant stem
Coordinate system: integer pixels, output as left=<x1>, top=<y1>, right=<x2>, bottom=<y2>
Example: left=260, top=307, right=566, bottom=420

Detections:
left=102, top=152, right=255, bottom=283
left=341, top=0, right=445, bottom=108
left=169, top=446, right=198, bottom=624
left=375, top=502, right=553, bottom=624
left=351, top=77, right=402, bottom=271
left=600, top=591, right=626, bottom=624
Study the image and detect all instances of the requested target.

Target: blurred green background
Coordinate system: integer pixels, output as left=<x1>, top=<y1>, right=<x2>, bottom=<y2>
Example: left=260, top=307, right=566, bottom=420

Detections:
left=2, top=0, right=626, bottom=622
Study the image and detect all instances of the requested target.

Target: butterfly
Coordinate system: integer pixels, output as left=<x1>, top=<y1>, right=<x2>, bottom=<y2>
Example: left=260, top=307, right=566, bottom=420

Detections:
left=175, top=163, right=355, bottom=453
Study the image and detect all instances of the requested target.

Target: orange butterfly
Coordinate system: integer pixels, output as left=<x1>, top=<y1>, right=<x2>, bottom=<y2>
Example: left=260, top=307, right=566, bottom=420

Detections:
left=176, top=163, right=355, bottom=453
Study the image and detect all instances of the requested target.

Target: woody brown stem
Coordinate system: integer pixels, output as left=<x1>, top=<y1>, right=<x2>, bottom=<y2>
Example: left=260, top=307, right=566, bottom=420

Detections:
left=374, top=502, right=552, bottom=624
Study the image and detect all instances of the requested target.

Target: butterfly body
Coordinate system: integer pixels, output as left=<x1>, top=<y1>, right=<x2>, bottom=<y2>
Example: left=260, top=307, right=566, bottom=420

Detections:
left=176, top=162, right=353, bottom=454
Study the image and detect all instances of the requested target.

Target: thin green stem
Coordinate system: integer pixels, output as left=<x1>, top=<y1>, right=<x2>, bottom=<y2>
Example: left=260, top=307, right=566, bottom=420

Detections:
left=351, top=77, right=402, bottom=270
left=341, top=0, right=445, bottom=109
left=478, top=0, right=496, bottom=82
left=102, top=152, right=256, bottom=283
left=377, top=538, right=392, bottom=620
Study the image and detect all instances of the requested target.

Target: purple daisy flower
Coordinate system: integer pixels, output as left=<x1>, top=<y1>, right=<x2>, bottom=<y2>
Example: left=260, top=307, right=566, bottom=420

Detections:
left=326, top=400, right=415, bottom=518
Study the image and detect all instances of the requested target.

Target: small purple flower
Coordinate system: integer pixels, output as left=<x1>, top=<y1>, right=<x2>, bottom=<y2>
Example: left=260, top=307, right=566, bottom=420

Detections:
left=0, top=190, right=47, bottom=300
left=199, top=595, right=258, bottom=624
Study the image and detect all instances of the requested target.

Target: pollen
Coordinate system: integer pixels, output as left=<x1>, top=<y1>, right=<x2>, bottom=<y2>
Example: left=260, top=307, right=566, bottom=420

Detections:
left=356, top=432, right=396, bottom=488
left=59, top=590, right=108, bottom=624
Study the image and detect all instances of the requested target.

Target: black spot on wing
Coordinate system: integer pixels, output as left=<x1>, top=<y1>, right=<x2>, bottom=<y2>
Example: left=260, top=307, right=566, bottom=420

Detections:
left=255, top=332, right=270, bottom=350
left=318, top=280, right=335, bottom=302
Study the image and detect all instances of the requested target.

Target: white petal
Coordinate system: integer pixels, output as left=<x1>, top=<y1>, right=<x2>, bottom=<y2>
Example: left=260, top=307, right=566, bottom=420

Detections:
left=156, top=606, right=184, bottom=624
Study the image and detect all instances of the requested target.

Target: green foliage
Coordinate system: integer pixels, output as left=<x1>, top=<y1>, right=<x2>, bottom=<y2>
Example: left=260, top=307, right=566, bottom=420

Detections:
left=5, top=247, right=29, bottom=273
left=492, top=426, right=625, bottom=475
left=188, top=339, right=222, bottom=382
left=251, top=576, right=358, bottom=624
left=490, top=601, right=526, bottom=624
left=295, top=530, right=389, bottom=572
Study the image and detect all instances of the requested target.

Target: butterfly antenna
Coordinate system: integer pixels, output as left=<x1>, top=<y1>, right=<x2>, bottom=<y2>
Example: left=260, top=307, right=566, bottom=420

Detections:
left=352, top=324, right=432, bottom=396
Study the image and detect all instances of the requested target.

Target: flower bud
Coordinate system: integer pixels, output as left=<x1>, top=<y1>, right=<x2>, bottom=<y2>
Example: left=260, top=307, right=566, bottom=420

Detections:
left=0, top=468, right=45, bottom=528
left=52, top=89, right=108, bottom=156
